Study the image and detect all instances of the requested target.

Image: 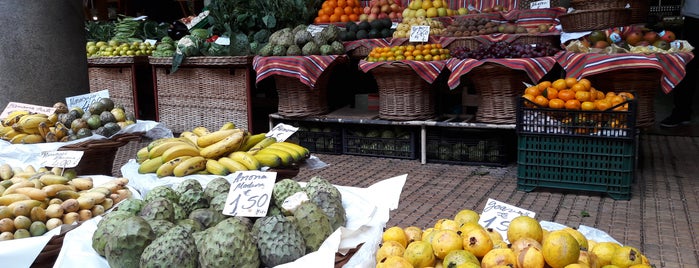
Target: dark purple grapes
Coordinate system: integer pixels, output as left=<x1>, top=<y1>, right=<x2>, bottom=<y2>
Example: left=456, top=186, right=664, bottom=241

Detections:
left=449, top=41, right=560, bottom=60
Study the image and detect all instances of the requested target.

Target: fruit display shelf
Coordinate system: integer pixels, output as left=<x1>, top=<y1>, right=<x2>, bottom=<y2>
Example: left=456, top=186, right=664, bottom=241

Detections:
left=87, top=56, right=154, bottom=120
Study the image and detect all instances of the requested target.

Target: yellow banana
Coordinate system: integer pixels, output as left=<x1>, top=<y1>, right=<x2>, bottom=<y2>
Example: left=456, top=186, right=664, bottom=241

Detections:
left=146, top=137, right=183, bottom=151
left=156, top=156, right=192, bottom=178
left=20, top=126, right=42, bottom=135
left=48, top=113, right=58, bottom=125
left=238, top=132, right=267, bottom=151
left=136, top=147, right=150, bottom=163
left=172, top=156, right=207, bottom=177
left=219, top=122, right=236, bottom=130
left=253, top=153, right=282, bottom=168
left=18, top=115, right=50, bottom=130
left=161, top=143, right=200, bottom=162
left=2, top=129, right=21, bottom=140
left=191, top=126, right=211, bottom=137
left=3, top=110, right=30, bottom=126
left=247, top=137, right=277, bottom=155
left=21, top=134, right=45, bottom=144
left=217, top=157, right=249, bottom=172
left=264, top=144, right=303, bottom=162
left=229, top=151, right=261, bottom=170
left=258, top=147, right=294, bottom=166
left=199, top=131, right=245, bottom=159
left=205, top=159, right=229, bottom=176
left=138, top=156, right=164, bottom=174
left=53, top=123, right=69, bottom=140
left=0, top=126, right=13, bottom=137
left=44, top=131, right=58, bottom=143
left=148, top=140, right=192, bottom=159
left=271, top=142, right=310, bottom=159
left=10, top=133, right=28, bottom=144
left=0, top=163, right=13, bottom=180
left=179, top=131, right=199, bottom=147
left=37, top=121, right=51, bottom=138
left=197, top=129, right=241, bottom=148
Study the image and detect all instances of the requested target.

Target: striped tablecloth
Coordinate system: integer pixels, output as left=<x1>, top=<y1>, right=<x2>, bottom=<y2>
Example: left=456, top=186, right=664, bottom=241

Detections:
left=252, top=55, right=348, bottom=89
left=445, top=56, right=558, bottom=89
left=555, top=51, right=695, bottom=94
left=358, top=59, right=447, bottom=84
left=359, top=1, right=563, bottom=11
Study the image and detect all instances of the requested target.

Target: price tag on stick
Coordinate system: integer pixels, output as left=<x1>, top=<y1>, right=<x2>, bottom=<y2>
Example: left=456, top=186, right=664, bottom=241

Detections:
left=39, top=151, right=84, bottom=169
left=65, top=90, right=110, bottom=114
left=409, top=25, right=430, bottom=43
left=266, top=123, right=298, bottom=142
left=223, top=171, right=277, bottom=217
left=478, top=198, right=536, bottom=242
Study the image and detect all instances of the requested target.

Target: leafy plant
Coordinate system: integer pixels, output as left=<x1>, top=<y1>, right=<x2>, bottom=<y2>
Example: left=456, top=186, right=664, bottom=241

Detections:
left=85, top=21, right=115, bottom=42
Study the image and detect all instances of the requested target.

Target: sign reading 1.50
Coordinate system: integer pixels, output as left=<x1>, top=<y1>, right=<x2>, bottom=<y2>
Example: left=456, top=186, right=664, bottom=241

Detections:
left=223, top=171, right=277, bottom=217
left=478, top=198, right=536, bottom=241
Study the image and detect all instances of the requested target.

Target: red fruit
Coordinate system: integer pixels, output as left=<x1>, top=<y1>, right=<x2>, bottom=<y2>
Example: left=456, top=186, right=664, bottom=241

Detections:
left=381, top=4, right=390, bottom=13
left=371, top=6, right=380, bottom=14
left=643, top=31, right=658, bottom=43
left=390, top=3, right=400, bottom=12
left=660, top=30, right=676, bottom=42
left=625, top=31, right=643, bottom=46
left=364, top=6, right=371, bottom=14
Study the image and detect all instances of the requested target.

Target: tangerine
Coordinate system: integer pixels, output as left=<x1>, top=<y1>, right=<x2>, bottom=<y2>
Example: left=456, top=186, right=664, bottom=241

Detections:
left=578, top=78, right=592, bottom=90
left=564, top=77, right=578, bottom=88
left=522, top=94, right=536, bottom=106
left=537, top=81, right=552, bottom=91
left=534, top=95, right=549, bottom=108
left=596, top=90, right=605, bottom=100
left=564, top=99, right=581, bottom=110
left=344, top=6, right=353, bottom=14
left=552, top=79, right=568, bottom=90
left=581, top=101, right=596, bottom=111
left=524, top=86, right=540, bottom=97
left=605, top=91, right=617, bottom=100
left=595, top=99, right=612, bottom=111
left=543, top=87, right=558, bottom=100
left=575, top=91, right=591, bottom=102
left=618, top=92, right=635, bottom=100
left=337, top=0, right=346, bottom=7
left=329, top=14, right=340, bottom=22
left=558, top=89, right=575, bottom=101
left=571, top=83, right=587, bottom=92
left=549, top=98, right=565, bottom=109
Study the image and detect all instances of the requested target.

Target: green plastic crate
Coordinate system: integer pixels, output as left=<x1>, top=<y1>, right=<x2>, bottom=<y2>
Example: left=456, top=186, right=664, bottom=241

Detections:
left=426, top=128, right=514, bottom=166
left=517, top=134, right=635, bottom=200
left=343, top=125, right=417, bottom=159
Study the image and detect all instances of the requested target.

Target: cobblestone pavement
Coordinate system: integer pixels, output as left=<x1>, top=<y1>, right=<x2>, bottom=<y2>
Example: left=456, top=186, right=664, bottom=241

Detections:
left=113, top=134, right=699, bottom=268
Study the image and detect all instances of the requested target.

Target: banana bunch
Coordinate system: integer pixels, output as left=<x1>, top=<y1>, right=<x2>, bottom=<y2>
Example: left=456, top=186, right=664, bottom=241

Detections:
left=0, top=163, right=131, bottom=240
left=136, top=122, right=310, bottom=178
left=0, top=110, right=70, bottom=144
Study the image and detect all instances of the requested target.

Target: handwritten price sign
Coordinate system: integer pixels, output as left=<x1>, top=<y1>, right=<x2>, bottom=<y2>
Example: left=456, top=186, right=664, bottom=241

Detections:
left=223, top=171, right=277, bottom=217
left=65, top=90, right=110, bottom=113
left=266, top=123, right=298, bottom=142
left=478, top=198, right=536, bottom=242
left=409, top=26, right=430, bottom=43
left=0, top=102, right=56, bottom=119
left=39, top=151, right=84, bottom=168
left=530, top=0, right=551, bottom=9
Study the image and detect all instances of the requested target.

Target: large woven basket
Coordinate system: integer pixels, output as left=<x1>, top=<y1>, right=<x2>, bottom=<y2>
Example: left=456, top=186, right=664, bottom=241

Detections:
left=585, top=68, right=661, bottom=128
left=87, top=56, right=152, bottom=119
left=444, top=37, right=485, bottom=51
left=58, top=132, right=142, bottom=176
left=509, top=34, right=561, bottom=48
left=559, top=8, right=632, bottom=32
left=370, top=62, right=437, bottom=121
left=467, top=63, right=533, bottom=124
left=570, top=0, right=627, bottom=10
left=348, top=45, right=371, bottom=60
left=274, top=75, right=330, bottom=117
left=149, top=56, right=253, bottom=133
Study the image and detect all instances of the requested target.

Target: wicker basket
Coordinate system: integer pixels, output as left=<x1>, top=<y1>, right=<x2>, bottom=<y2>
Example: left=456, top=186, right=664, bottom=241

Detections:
left=444, top=37, right=486, bottom=51
left=629, top=0, right=650, bottom=24
left=570, top=0, right=627, bottom=10
left=149, top=56, right=253, bottom=133
left=370, top=62, right=437, bottom=121
left=275, top=75, right=330, bottom=117
left=87, top=56, right=152, bottom=120
left=509, top=34, right=561, bottom=48
left=31, top=223, right=82, bottom=268
left=585, top=68, right=661, bottom=128
left=558, top=8, right=632, bottom=32
left=348, top=45, right=371, bottom=60
left=467, top=63, right=533, bottom=124
left=58, top=132, right=142, bottom=176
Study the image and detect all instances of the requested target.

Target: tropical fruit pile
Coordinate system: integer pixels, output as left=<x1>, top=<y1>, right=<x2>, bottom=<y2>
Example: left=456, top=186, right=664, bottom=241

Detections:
left=137, top=123, right=310, bottom=177
left=366, top=43, right=450, bottom=62
left=92, top=176, right=345, bottom=267
left=314, top=0, right=364, bottom=23
left=377, top=210, right=654, bottom=268
left=257, top=24, right=345, bottom=56
left=522, top=78, right=634, bottom=112
left=0, top=164, right=131, bottom=240
left=0, top=98, right=135, bottom=144
left=392, top=17, right=446, bottom=38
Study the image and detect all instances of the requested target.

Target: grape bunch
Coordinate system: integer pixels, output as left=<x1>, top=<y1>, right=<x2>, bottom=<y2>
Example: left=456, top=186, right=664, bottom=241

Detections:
left=450, top=41, right=560, bottom=60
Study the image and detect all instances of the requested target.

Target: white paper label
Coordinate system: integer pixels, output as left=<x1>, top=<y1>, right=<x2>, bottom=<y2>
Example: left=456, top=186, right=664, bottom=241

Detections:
left=223, top=171, right=277, bottom=217
left=145, top=39, right=158, bottom=46
left=307, top=24, right=325, bottom=36
left=0, top=102, right=56, bottom=119
left=391, top=22, right=399, bottom=29
left=478, top=198, right=536, bottom=241
left=530, top=0, right=551, bottom=9
left=409, top=26, right=430, bottom=43
left=39, top=151, right=84, bottom=168
left=214, top=36, right=230, bottom=46
left=266, top=123, right=298, bottom=142
left=65, top=90, right=110, bottom=113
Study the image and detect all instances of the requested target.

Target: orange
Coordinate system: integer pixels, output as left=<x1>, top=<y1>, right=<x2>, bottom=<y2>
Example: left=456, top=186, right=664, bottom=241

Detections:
left=349, top=14, right=358, bottom=21
left=618, top=92, right=635, bottom=100
left=552, top=79, right=568, bottom=90
left=329, top=14, right=339, bottom=22
left=415, top=55, right=424, bottom=61
left=581, top=101, right=596, bottom=111
left=318, top=9, right=326, bottom=16
left=542, top=87, right=558, bottom=100
left=570, top=83, right=587, bottom=92
left=564, top=77, right=578, bottom=88
left=522, top=94, right=536, bottom=107
left=549, top=98, right=565, bottom=109
left=322, top=6, right=333, bottom=15
left=412, top=50, right=422, bottom=56
left=424, top=54, right=433, bottom=61
left=337, top=0, right=346, bottom=7
left=575, top=91, right=591, bottom=102
left=344, top=6, right=353, bottom=15
left=534, top=95, right=549, bottom=108
left=558, top=89, right=575, bottom=101
left=537, top=81, right=552, bottom=91
left=578, top=78, right=592, bottom=90
left=524, top=86, right=540, bottom=97
left=595, top=99, right=612, bottom=111
left=334, top=6, right=344, bottom=15
left=432, top=55, right=441, bottom=61
left=320, top=14, right=330, bottom=23
left=564, top=99, right=581, bottom=110
left=596, top=90, right=605, bottom=100
left=610, top=95, right=625, bottom=105
left=340, top=14, right=350, bottom=22
left=605, top=91, right=617, bottom=100
left=326, top=0, right=337, bottom=9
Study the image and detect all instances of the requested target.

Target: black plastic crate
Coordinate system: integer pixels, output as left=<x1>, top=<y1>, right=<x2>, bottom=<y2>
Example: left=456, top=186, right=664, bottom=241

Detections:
left=343, top=125, right=417, bottom=159
left=274, top=119, right=343, bottom=154
left=426, top=128, right=514, bottom=166
left=516, top=97, right=637, bottom=139
left=516, top=134, right=636, bottom=200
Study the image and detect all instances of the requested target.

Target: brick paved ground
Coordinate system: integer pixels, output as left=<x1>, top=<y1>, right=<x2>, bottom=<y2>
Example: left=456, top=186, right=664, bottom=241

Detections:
left=113, top=134, right=699, bottom=268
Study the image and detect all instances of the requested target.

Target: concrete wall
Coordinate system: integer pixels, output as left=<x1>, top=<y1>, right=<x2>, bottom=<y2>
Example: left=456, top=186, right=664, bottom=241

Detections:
left=0, top=0, right=89, bottom=109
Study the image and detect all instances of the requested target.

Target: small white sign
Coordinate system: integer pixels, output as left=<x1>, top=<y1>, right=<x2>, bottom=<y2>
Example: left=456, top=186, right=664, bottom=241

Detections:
left=530, top=0, right=551, bottom=9
left=478, top=198, right=536, bottom=241
left=0, top=102, right=56, bottom=119
left=65, top=90, right=110, bottom=113
left=145, top=39, right=158, bottom=46
left=391, top=22, right=399, bottom=29
left=39, top=151, right=84, bottom=168
left=266, top=123, right=298, bottom=142
left=214, top=36, right=230, bottom=46
left=306, top=24, right=325, bottom=36
left=409, top=26, right=430, bottom=43
left=223, top=171, right=277, bottom=217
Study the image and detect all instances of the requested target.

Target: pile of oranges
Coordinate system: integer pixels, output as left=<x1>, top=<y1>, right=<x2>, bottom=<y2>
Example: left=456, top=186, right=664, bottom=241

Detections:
left=314, top=0, right=363, bottom=23
left=366, top=44, right=451, bottom=62
left=522, top=77, right=634, bottom=111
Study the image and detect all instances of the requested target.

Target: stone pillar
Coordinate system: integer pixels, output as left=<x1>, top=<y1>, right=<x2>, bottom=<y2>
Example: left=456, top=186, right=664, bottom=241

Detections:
left=0, top=0, right=89, bottom=109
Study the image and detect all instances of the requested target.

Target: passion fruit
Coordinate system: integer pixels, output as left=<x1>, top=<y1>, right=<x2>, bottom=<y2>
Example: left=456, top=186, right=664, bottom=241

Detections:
left=87, top=114, right=102, bottom=130
left=98, top=97, right=115, bottom=111
left=70, top=118, right=89, bottom=134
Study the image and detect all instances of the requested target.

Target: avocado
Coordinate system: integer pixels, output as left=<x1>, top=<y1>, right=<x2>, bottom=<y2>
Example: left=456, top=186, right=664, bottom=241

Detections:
left=356, top=29, right=368, bottom=40
left=345, top=31, right=357, bottom=41
left=589, top=30, right=607, bottom=43
left=357, top=21, right=371, bottom=31
left=368, top=29, right=380, bottom=39
left=88, top=101, right=106, bottom=115
left=87, top=114, right=102, bottom=130
left=76, top=128, right=92, bottom=139
left=338, top=31, right=348, bottom=41
left=98, top=98, right=115, bottom=111
left=369, top=20, right=382, bottom=30
left=103, top=122, right=121, bottom=137
left=380, top=28, right=391, bottom=38
left=381, top=18, right=392, bottom=29
left=346, top=21, right=358, bottom=32
left=100, top=110, right=116, bottom=124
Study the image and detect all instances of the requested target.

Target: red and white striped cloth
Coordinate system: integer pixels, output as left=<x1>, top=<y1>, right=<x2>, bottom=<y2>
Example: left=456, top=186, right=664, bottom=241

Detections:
left=252, top=55, right=348, bottom=89
left=358, top=59, right=447, bottom=83
left=359, top=0, right=561, bottom=11
left=445, top=56, right=557, bottom=89
left=555, top=51, right=695, bottom=94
